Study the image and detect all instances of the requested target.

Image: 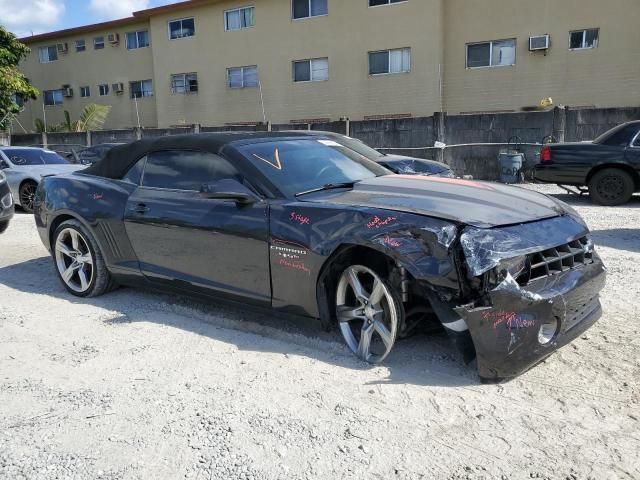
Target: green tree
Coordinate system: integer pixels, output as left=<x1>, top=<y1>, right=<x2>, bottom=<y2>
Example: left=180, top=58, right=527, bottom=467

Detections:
left=34, top=104, right=112, bottom=133
left=0, top=26, right=38, bottom=130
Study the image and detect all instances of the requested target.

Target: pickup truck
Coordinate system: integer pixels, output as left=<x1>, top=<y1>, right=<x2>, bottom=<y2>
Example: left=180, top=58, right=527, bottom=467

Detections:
left=534, top=120, right=640, bottom=205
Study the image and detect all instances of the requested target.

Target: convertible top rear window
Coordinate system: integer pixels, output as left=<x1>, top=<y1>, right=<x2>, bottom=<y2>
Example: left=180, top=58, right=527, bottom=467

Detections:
left=234, top=139, right=388, bottom=197
left=3, top=149, right=68, bottom=165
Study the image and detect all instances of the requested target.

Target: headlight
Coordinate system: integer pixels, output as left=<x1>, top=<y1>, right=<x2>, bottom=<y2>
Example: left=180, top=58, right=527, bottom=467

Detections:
left=498, top=255, right=528, bottom=281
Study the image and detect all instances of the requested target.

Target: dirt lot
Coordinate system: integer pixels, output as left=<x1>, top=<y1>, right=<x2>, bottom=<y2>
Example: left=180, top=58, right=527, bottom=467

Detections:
left=0, top=184, right=638, bottom=480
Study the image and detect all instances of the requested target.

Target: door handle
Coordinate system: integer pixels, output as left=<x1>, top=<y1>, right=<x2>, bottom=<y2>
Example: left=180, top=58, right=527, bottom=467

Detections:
left=131, top=203, right=149, bottom=215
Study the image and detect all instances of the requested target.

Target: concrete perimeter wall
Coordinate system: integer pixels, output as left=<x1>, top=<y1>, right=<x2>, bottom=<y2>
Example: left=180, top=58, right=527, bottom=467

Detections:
left=10, top=107, right=640, bottom=180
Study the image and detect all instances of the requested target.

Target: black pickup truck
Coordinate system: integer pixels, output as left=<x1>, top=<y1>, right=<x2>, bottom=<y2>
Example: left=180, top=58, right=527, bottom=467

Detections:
left=534, top=121, right=640, bottom=205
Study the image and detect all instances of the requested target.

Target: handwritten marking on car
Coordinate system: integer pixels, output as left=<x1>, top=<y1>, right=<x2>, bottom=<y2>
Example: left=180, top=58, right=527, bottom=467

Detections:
left=483, top=310, right=536, bottom=330
left=289, top=211, right=311, bottom=225
left=279, top=258, right=311, bottom=275
left=383, top=235, right=401, bottom=248
left=367, top=216, right=397, bottom=229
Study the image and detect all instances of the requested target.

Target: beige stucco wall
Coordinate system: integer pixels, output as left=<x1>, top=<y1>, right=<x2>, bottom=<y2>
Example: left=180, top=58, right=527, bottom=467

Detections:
left=442, top=0, right=640, bottom=113
left=13, top=0, right=640, bottom=131
left=149, top=0, right=443, bottom=127
left=17, top=20, right=157, bottom=132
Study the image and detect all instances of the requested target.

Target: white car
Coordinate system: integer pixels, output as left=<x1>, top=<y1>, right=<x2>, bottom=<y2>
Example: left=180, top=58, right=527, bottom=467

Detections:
left=0, top=147, right=84, bottom=213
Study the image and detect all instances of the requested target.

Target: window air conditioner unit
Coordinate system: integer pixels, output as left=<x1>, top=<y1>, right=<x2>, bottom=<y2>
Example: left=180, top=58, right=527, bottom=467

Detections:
left=529, top=34, right=550, bottom=51
left=112, top=82, right=124, bottom=94
left=62, top=87, right=73, bottom=97
left=56, top=42, right=68, bottom=53
left=107, top=33, right=120, bottom=44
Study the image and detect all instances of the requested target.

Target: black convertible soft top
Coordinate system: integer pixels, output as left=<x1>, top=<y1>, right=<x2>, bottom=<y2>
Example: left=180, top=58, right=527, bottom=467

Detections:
left=82, top=131, right=304, bottom=179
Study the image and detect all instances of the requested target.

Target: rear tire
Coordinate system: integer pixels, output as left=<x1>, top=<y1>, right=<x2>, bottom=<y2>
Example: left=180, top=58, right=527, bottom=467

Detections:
left=588, top=168, right=634, bottom=206
left=52, top=219, right=115, bottom=297
left=19, top=181, right=38, bottom=214
left=0, top=221, right=8, bottom=234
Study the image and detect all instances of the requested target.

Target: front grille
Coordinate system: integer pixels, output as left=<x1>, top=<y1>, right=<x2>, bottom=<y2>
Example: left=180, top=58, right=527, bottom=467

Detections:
left=517, top=237, right=594, bottom=284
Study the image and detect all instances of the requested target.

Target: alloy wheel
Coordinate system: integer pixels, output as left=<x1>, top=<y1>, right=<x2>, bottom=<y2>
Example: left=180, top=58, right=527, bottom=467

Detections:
left=55, top=228, right=95, bottom=293
left=336, top=265, right=398, bottom=364
left=20, top=183, right=37, bottom=212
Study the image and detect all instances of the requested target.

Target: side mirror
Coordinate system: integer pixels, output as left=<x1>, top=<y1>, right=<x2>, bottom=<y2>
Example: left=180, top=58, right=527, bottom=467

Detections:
left=199, top=179, right=259, bottom=206
left=0, top=160, right=9, bottom=170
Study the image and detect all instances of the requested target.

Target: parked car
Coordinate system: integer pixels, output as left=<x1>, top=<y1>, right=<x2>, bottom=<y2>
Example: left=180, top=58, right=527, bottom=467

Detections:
left=30, top=144, right=87, bottom=163
left=288, top=131, right=455, bottom=177
left=0, top=170, right=14, bottom=233
left=73, top=143, right=125, bottom=165
left=0, top=147, right=85, bottom=213
left=34, top=133, right=606, bottom=381
left=534, top=120, right=640, bottom=205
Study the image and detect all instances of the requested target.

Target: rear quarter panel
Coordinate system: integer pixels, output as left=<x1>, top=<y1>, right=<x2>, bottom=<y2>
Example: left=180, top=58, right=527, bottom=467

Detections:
left=536, top=144, right=626, bottom=185
left=36, top=173, right=140, bottom=272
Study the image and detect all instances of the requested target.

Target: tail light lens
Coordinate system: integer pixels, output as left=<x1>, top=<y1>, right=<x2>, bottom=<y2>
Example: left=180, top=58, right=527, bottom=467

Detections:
left=540, top=146, right=552, bottom=163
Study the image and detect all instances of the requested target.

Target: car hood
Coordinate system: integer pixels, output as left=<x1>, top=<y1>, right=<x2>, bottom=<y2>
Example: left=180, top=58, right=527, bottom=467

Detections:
left=301, top=175, right=566, bottom=228
left=13, top=164, right=85, bottom=177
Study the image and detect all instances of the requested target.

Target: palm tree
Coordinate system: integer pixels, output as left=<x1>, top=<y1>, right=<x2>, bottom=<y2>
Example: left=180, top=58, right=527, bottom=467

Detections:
left=34, top=103, right=112, bottom=133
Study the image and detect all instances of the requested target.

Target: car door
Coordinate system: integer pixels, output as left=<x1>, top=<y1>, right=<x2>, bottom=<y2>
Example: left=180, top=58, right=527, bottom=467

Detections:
left=123, top=149, right=271, bottom=304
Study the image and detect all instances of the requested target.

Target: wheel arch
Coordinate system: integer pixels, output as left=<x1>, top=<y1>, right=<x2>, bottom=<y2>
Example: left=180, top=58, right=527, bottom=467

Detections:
left=48, top=211, right=97, bottom=250
left=586, top=163, right=640, bottom=189
left=315, top=244, right=410, bottom=331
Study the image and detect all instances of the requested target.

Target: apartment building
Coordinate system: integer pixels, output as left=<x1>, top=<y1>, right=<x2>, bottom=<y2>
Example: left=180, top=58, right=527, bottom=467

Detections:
left=13, top=0, right=640, bottom=130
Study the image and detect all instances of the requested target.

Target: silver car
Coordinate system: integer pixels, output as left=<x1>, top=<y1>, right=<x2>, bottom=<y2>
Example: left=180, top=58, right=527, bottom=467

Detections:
left=0, top=147, right=84, bottom=213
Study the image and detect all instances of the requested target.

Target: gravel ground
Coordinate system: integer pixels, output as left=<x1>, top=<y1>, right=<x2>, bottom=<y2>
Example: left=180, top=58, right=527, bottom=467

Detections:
left=0, top=184, right=638, bottom=480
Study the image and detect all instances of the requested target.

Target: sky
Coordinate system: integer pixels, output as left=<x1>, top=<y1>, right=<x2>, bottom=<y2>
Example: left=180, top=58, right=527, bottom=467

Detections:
left=0, top=0, right=184, bottom=38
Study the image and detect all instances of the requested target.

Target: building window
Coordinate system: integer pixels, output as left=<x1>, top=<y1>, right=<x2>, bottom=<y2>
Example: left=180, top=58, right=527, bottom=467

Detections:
left=368, top=48, right=410, bottom=75
left=227, top=66, right=258, bottom=88
left=171, top=73, right=199, bottom=93
left=38, top=45, right=58, bottom=63
left=99, top=84, right=109, bottom=96
left=570, top=29, right=599, bottom=50
left=225, top=6, right=254, bottom=31
left=94, top=36, right=105, bottom=49
left=169, top=18, right=195, bottom=39
left=292, top=0, right=327, bottom=19
left=126, top=30, right=150, bottom=49
left=75, top=39, right=86, bottom=52
left=466, top=39, right=516, bottom=68
left=369, top=0, right=405, bottom=5
left=130, top=80, right=153, bottom=98
left=293, top=58, right=328, bottom=82
left=11, top=94, right=25, bottom=108
left=44, top=89, right=64, bottom=106
left=80, top=86, right=91, bottom=98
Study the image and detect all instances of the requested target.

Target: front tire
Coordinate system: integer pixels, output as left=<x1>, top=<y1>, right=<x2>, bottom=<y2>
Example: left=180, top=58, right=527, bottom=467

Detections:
left=588, top=168, right=634, bottom=206
left=0, top=221, right=8, bottom=234
left=335, top=264, right=401, bottom=364
left=52, top=219, right=114, bottom=297
left=19, top=181, right=38, bottom=214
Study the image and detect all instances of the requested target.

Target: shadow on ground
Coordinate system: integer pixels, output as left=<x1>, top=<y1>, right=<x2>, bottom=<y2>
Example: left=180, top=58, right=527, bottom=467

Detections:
left=0, top=256, right=479, bottom=388
left=590, top=229, right=640, bottom=253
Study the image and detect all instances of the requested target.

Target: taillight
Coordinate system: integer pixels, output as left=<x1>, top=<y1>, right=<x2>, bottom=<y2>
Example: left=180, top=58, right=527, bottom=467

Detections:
left=540, top=146, right=552, bottom=163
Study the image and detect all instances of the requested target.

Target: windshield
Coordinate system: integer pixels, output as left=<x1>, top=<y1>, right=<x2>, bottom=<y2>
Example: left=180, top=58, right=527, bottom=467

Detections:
left=234, top=138, right=389, bottom=197
left=329, top=135, right=385, bottom=159
left=4, top=149, right=69, bottom=166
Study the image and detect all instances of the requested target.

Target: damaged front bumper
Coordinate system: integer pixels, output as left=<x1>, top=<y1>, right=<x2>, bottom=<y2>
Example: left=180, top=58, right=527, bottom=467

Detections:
left=456, top=254, right=606, bottom=380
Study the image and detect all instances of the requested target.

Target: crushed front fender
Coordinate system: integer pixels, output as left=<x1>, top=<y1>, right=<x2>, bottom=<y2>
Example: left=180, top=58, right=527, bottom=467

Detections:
left=456, top=254, right=606, bottom=380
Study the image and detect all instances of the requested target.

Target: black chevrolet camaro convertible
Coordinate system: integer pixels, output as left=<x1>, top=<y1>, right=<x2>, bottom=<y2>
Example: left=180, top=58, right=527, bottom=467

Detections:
left=34, top=133, right=606, bottom=380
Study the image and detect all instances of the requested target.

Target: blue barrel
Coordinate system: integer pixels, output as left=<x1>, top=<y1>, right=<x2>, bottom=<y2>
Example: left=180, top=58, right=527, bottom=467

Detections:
left=498, top=152, right=524, bottom=184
